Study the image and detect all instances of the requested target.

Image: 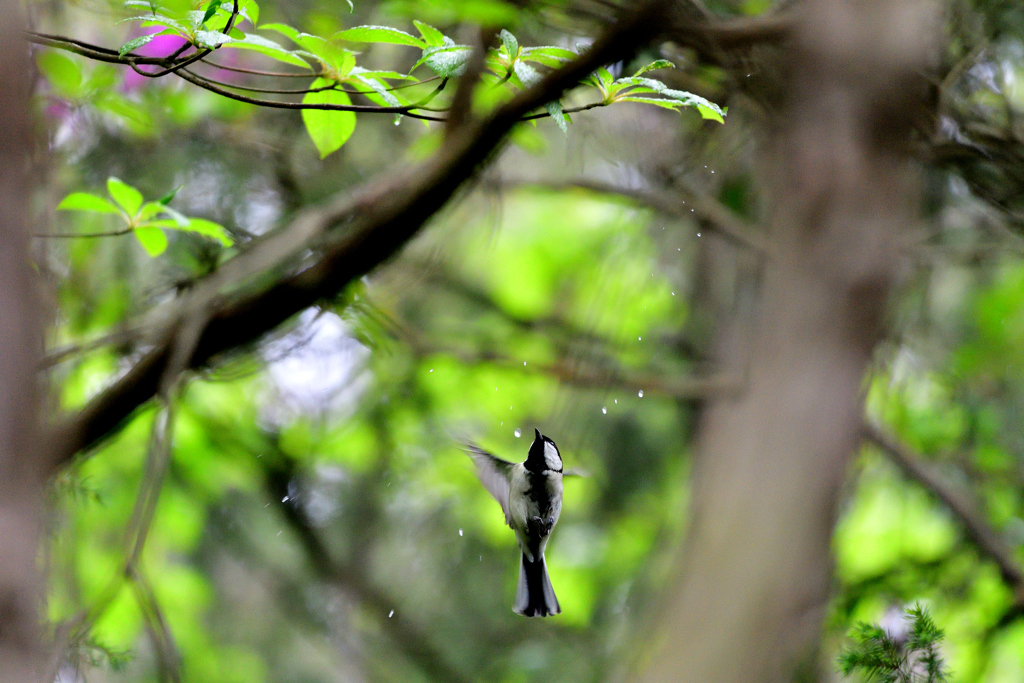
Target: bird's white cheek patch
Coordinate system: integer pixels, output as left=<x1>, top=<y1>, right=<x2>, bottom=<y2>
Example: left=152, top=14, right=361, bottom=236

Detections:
left=543, top=442, right=562, bottom=471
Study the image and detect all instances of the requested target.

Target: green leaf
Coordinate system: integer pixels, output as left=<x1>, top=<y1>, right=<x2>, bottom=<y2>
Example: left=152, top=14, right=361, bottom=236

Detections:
left=545, top=100, right=567, bottom=135
left=696, top=103, right=725, bottom=123
left=301, top=78, right=357, bottom=158
left=513, top=61, right=541, bottom=88
left=413, top=20, right=445, bottom=48
left=499, top=29, right=518, bottom=59
left=333, top=25, right=424, bottom=48
left=633, top=59, right=674, bottom=76
left=238, top=0, right=259, bottom=25
left=258, top=22, right=302, bottom=43
left=619, top=96, right=682, bottom=111
left=521, top=46, right=576, bottom=67
left=106, top=178, right=144, bottom=216
left=351, top=71, right=401, bottom=107
left=221, top=33, right=311, bottom=68
left=158, top=186, right=181, bottom=205
left=119, top=34, right=155, bottom=56
left=137, top=201, right=168, bottom=221
left=57, top=193, right=124, bottom=215
left=133, top=226, right=168, bottom=256
left=184, top=218, right=233, bottom=246
left=36, top=51, right=84, bottom=99
left=200, top=0, right=219, bottom=26
left=414, top=45, right=472, bottom=77
left=194, top=30, right=233, bottom=48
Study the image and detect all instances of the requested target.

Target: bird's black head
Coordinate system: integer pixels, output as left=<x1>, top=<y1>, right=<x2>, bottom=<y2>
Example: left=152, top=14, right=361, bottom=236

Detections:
left=525, top=428, right=562, bottom=473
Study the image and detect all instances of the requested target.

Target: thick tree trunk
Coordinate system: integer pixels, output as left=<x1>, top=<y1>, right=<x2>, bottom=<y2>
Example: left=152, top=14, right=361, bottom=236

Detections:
left=642, top=0, right=936, bottom=680
left=0, top=0, right=44, bottom=681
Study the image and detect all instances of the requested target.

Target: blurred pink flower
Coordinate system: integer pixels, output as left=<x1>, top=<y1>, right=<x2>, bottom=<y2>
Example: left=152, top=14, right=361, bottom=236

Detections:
left=121, top=27, right=190, bottom=91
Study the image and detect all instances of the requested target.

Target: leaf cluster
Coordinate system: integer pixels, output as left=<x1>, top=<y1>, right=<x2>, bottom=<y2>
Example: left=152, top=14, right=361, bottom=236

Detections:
left=838, top=605, right=948, bottom=683
left=57, top=178, right=232, bottom=256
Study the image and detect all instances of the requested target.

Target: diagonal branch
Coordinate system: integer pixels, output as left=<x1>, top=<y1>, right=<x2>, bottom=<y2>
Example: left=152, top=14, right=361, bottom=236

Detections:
left=46, top=0, right=677, bottom=470
left=863, top=422, right=1024, bottom=603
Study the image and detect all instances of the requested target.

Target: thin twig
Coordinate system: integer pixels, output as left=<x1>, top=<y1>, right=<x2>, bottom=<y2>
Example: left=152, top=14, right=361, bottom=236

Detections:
left=34, top=228, right=132, bottom=238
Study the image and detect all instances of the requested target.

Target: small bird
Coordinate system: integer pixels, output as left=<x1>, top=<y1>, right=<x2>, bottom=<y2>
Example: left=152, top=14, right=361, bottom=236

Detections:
left=466, top=429, right=564, bottom=617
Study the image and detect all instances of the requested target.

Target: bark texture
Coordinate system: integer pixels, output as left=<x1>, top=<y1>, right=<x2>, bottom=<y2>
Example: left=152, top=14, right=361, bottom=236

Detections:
left=642, top=0, right=936, bottom=680
left=0, top=1, right=44, bottom=681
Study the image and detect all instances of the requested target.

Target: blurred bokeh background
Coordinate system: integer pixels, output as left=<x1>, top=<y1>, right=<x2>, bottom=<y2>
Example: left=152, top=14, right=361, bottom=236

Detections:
left=29, top=0, right=1024, bottom=680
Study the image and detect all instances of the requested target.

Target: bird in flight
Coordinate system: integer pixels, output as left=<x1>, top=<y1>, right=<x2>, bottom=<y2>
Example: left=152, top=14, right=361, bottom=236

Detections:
left=466, top=429, right=566, bottom=617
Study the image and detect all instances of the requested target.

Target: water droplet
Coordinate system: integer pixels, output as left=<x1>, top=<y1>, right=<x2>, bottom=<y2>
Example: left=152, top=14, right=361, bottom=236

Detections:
left=282, top=496, right=289, bottom=502
left=638, top=336, right=642, bottom=341
left=524, top=361, right=527, bottom=365
left=429, top=368, right=433, bottom=372
left=501, top=421, right=503, bottom=426
left=389, top=610, right=394, bottom=617
left=602, top=407, right=607, bottom=414
left=277, top=530, right=283, bottom=536
left=614, top=399, right=618, bottom=404
left=711, top=170, right=715, bottom=174
left=672, top=292, right=675, bottom=295
left=496, top=387, right=498, bottom=391
left=459, top=528, right=463, bottom=536
left=677, top=248, right=681, bottom=251
left=638, top=390, right=644, bottom=398
left=479, top=555, right=482, bottom=561
left=697, top=233, right=702, bottom=237
left=514, top=428, right=522, bottom=438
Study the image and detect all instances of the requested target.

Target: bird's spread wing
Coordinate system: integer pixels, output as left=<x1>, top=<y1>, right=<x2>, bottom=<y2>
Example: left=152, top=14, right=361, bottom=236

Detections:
left=465, top=444, right=515, bottom=525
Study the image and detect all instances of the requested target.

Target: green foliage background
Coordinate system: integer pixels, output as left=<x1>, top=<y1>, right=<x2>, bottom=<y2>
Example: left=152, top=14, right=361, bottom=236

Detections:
left=32, top=0, right=1024, bottom=680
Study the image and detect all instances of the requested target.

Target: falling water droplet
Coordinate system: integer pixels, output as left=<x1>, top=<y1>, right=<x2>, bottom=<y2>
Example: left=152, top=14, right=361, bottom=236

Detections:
left=638, top=390, right=644, bottom=398
left=429, top=368, right=433, bottom=372
left=459, top=528, right=463, bottom=536
left=389, top=610, right=395, bottom=617
left=524, top=361, right=527, bottom=365
left=282, top=496, right=289, bottom=502
left=672, top=292, right=675, bottom=295
left=514, top=428, right=522, bottom=437
left=638, top=336, right=642, bottom=341
left=614, top=399, right=618, bottom=404
left=711, top=170, right=715, bottom=174
left=602, top=407, right=607, bottom=414
left=697, top=233, right=702, bottom=237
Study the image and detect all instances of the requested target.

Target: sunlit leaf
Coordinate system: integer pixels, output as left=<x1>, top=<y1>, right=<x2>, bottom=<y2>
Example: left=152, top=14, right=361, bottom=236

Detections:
left=413, top=20, right=445, bottom=48
left=544, top=100, right=567, bottom=135
left=414, top=44, right=472, bottom=77
left=106, top=178, right=144, bottom=216
left=301, top=78, right=357, bottom=158
left=221, top=33, right=311, bottom=68
left=133, top=226, right=168, bottom=256
left=499, top=29, right=519, bottom=59
left=118, top=34, right=155, bottom=56
left=200, top=0, right=219, bottom=26
left=632, top=59, right=675, bottom=76
left=184, top=218, right=233, bottom=246
left=57, top=193, right=124, bottom=215
left=333, top=25, right=425, bottom=48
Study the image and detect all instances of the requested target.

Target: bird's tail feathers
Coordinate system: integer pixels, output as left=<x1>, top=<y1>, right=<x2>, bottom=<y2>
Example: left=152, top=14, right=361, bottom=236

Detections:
left=514, top=552, right=560, bottom=617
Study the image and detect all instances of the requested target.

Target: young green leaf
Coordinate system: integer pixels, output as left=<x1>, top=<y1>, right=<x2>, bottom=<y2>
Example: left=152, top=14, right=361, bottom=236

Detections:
left=183, top=218, right=233, bottom=246
left=414, top=45, right=471, bottom=77
left=633, top=59, right=675, bottom=76
left=194, top=30, right=233, bottom=48
left=106, top=178, right=144, bottom=216
left=499, top=29, right=519, bottom=59
left=221, top=33, right=311, bottom=68
left=333, top=25, right=424, bottom=48
left=521, top=46, right=577, bottom=67
left=157, top=186, right=181, bottom=206
left=133, top=226, right=168, bottom=256
left=36, top=52, right=84, bottom=99
left=544, top=101, right=567, bottom=135
left=200, top=0, right=219, bottom=26
left=57, top=193, right=124, bottom=215
left=119, top=34, right=156, bottom=56
left=301, top=78, right=357, bottom=158
left=412, top=20, right=445, bottom=48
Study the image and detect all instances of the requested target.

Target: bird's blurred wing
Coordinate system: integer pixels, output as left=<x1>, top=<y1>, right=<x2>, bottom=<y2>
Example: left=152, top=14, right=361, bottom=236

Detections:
left=465, top=444, right=515, bottom=525
left=563, top=468, right=589, bottom=478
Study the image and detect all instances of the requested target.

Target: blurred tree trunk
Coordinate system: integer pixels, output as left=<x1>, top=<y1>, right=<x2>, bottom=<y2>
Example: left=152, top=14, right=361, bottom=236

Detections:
left=0, top=0, right=44, bottom=681
left=643, top=0, right=936, bottom=680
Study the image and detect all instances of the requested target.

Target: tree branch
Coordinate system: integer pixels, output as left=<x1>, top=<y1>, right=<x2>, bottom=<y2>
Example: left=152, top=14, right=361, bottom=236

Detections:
left=863, top=422, right=1024, bottom=603
left=46, top=0, right=677, bottom=470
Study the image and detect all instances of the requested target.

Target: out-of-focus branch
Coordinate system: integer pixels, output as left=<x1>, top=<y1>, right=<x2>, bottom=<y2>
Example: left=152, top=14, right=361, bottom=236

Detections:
left=47, top=0, right=677, bottom=471
left=863, top=422, right=1024, bottom=603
